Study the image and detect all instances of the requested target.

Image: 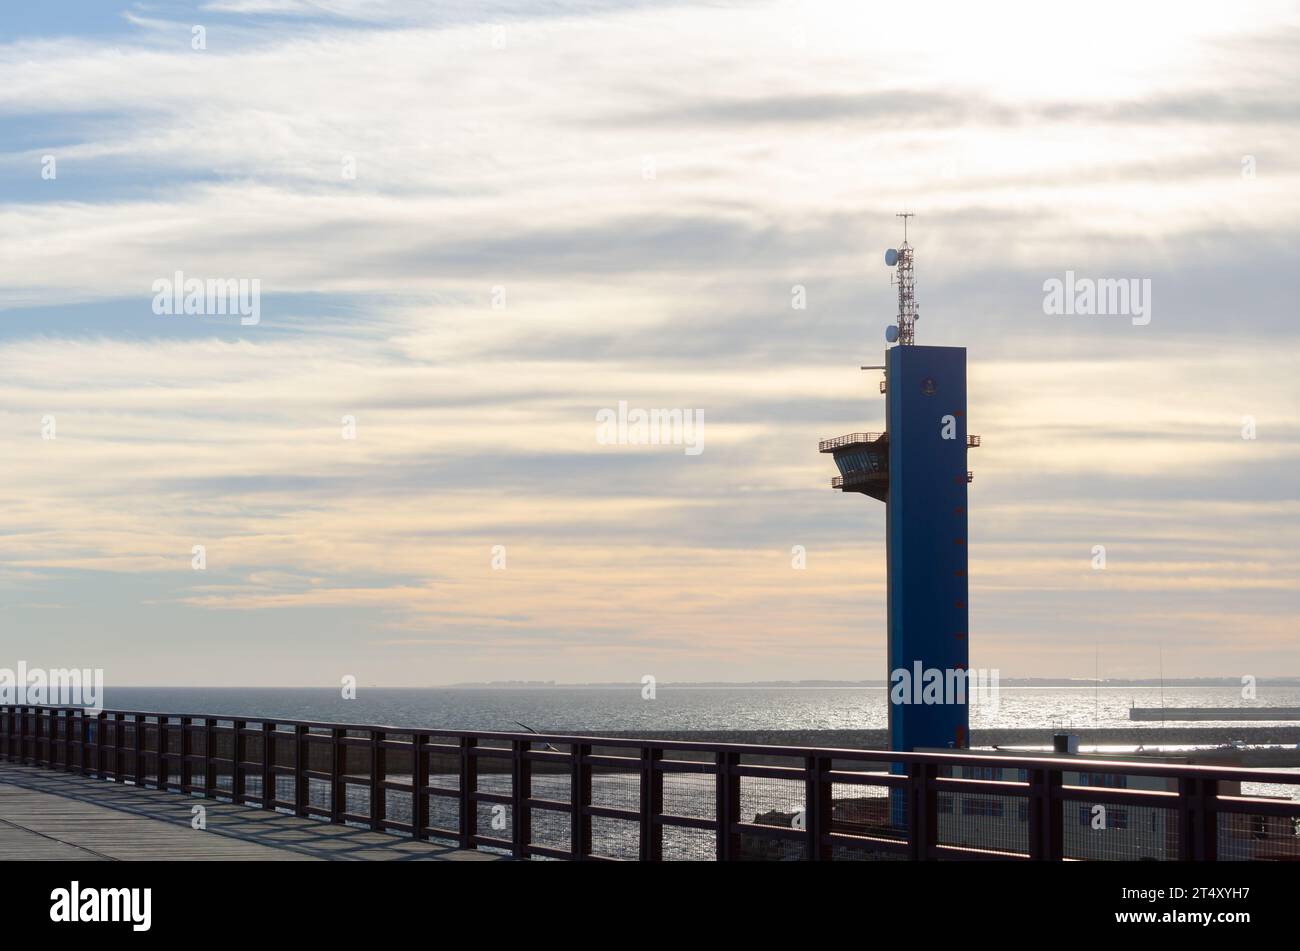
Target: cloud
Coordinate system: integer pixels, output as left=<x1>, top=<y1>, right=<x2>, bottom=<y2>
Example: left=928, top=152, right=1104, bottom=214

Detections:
left=0, top=0, right=1296, bottom=683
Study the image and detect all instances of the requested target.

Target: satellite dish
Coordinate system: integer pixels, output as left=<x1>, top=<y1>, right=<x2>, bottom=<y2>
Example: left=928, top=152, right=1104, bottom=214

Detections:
left=885, top=325, right=899, bottom=343
left=884, top=248, right=898, bottom=266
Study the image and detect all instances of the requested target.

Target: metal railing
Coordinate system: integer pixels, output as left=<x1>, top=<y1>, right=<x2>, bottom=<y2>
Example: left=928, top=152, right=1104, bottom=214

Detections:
left=820, top=432, right=978, bottom=452
left=819, top=433, right=887, bottom=453
left=832, top=470, right=888, bottom=489
left=2, top=705, right=1297, bottom=861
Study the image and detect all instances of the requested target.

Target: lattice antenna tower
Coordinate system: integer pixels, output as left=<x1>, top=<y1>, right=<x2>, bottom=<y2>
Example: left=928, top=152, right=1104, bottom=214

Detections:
left=884, top=212, right=918, bottom=346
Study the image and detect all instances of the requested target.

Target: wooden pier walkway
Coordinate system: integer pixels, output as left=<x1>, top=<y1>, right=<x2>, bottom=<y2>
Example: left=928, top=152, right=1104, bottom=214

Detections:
left=0, top=763, right=501, bottom=861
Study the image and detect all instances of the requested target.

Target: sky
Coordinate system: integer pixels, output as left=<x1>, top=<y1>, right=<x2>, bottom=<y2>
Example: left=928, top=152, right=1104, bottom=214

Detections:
left=0, top=0, right=1297, bottom=687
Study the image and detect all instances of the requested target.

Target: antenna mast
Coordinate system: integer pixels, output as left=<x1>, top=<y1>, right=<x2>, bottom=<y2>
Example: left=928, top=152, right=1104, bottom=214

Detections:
left=892, top=212, right=917, bottom=346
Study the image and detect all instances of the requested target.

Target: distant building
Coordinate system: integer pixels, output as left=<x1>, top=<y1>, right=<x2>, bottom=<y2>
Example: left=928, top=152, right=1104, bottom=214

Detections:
left=919, top=747, right=1298, bottom=860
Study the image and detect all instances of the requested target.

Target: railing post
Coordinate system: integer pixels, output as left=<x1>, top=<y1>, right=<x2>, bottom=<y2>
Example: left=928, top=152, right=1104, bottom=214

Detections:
left=133, top=714, right=145, bottom=786
left=370, top=729, right=385, bottom=830
left=113, top=713, right=125, bottom=781
left=716, top=751, right=740, bottom=860
left=330, top=727, right=346, bottom=823
left=157, top=717, right=169, bottom=789
left=1179, top=777, right=1218, bottom=861
left=79, top=710, right=91, bottom=776
left=511, top=738, right=531, bottom=859
left=459, top=735, right=478, bottom=850
left=95, top=711, right=107, bottom=778
left=571, top=742, right=592, bottom=860
left=231, top=720, right=246, bottom=804
left=640, top=746, right=663, bottom=862
left=412, top=734, right=429, bottom=841
left=262, top=722, right=275, bottom=810
left=179, top=717, right=192, bottom=792
left=203, top=718, right=216, bottom=798
left=808, top=754, right=832, bottom=861
left=1028, top=765, right=1063, bottom=860
left=907, top=761, right=937, bottom=860
left=294, top=725, right=309, bottom=817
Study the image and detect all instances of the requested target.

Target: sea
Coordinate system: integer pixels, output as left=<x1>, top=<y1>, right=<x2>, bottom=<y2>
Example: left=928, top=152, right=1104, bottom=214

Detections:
left=93, top=684, right=1300, bottom=734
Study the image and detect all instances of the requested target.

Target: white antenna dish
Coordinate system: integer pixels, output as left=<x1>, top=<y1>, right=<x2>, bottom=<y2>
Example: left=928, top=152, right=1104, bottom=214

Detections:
left=885, top=248, right=898, bottom=266
left=885, top=325, right=899, bottom=343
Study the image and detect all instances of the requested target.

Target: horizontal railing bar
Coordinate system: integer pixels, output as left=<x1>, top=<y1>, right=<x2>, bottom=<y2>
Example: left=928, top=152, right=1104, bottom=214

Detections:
left=824, top=769, right=906, bottom=787
left=931, top=778, right=1030, bottom=795
left=583, top=754, right=641, bottom=769
left=824, top=831, right=911, bottom=853
left=1212, top=795, right=1300, bottom=818
left=524, top=844, right=572, bottom=860
left=525, top=798, right=573, bottom=813
left=657, top=759, right=717, bottom=774
left=731, top=764, right=806, bottom=781
left=521, top=750, right=570, bottom=764
left=934, top=844, right=1029, bottom=861
left=734, top=822, right=806, bottom=842
left=1055, top=785, right=1180, bottom=807
left=470, top=748, right=514, bottom=760
left=655, top=814, right=716, bottom=831
left=584, top=804, right=640, bottom=822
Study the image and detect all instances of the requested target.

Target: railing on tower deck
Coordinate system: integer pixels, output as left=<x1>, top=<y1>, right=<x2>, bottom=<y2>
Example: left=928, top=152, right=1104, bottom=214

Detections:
left=2, top=705, right=1298, bottom=861
left=819, top=433, right=887, bottom=453
left=832, top=470, right=889, bottom=489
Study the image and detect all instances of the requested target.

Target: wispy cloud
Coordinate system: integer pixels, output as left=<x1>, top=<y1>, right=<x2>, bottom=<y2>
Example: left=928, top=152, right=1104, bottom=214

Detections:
left=0, top=0, right=1296, bottom=684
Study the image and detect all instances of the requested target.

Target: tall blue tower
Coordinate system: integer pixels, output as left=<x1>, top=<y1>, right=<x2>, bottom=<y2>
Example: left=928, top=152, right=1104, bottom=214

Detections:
left=820, top=216, right=977, bottom=754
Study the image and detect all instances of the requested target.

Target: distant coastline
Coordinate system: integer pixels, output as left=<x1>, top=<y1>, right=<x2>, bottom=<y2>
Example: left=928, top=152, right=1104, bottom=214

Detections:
left=437, top=677, right=1300, bottom=690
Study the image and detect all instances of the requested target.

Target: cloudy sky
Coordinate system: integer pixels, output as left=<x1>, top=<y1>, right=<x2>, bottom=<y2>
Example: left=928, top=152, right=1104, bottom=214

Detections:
left=0, top=0, right=1296, bottom=687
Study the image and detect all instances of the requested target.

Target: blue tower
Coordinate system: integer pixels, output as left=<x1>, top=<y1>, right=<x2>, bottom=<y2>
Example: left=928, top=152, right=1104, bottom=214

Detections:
left=820, top=216, right=977, bottom=754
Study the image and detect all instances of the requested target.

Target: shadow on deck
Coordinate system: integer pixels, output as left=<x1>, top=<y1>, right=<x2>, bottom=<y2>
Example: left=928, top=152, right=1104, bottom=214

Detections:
left=0, top=763, right=503, bottom=862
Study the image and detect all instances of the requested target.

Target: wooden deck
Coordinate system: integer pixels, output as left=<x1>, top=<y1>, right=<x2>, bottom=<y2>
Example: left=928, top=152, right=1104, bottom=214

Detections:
left=0, top=763, right=502, bottom=861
